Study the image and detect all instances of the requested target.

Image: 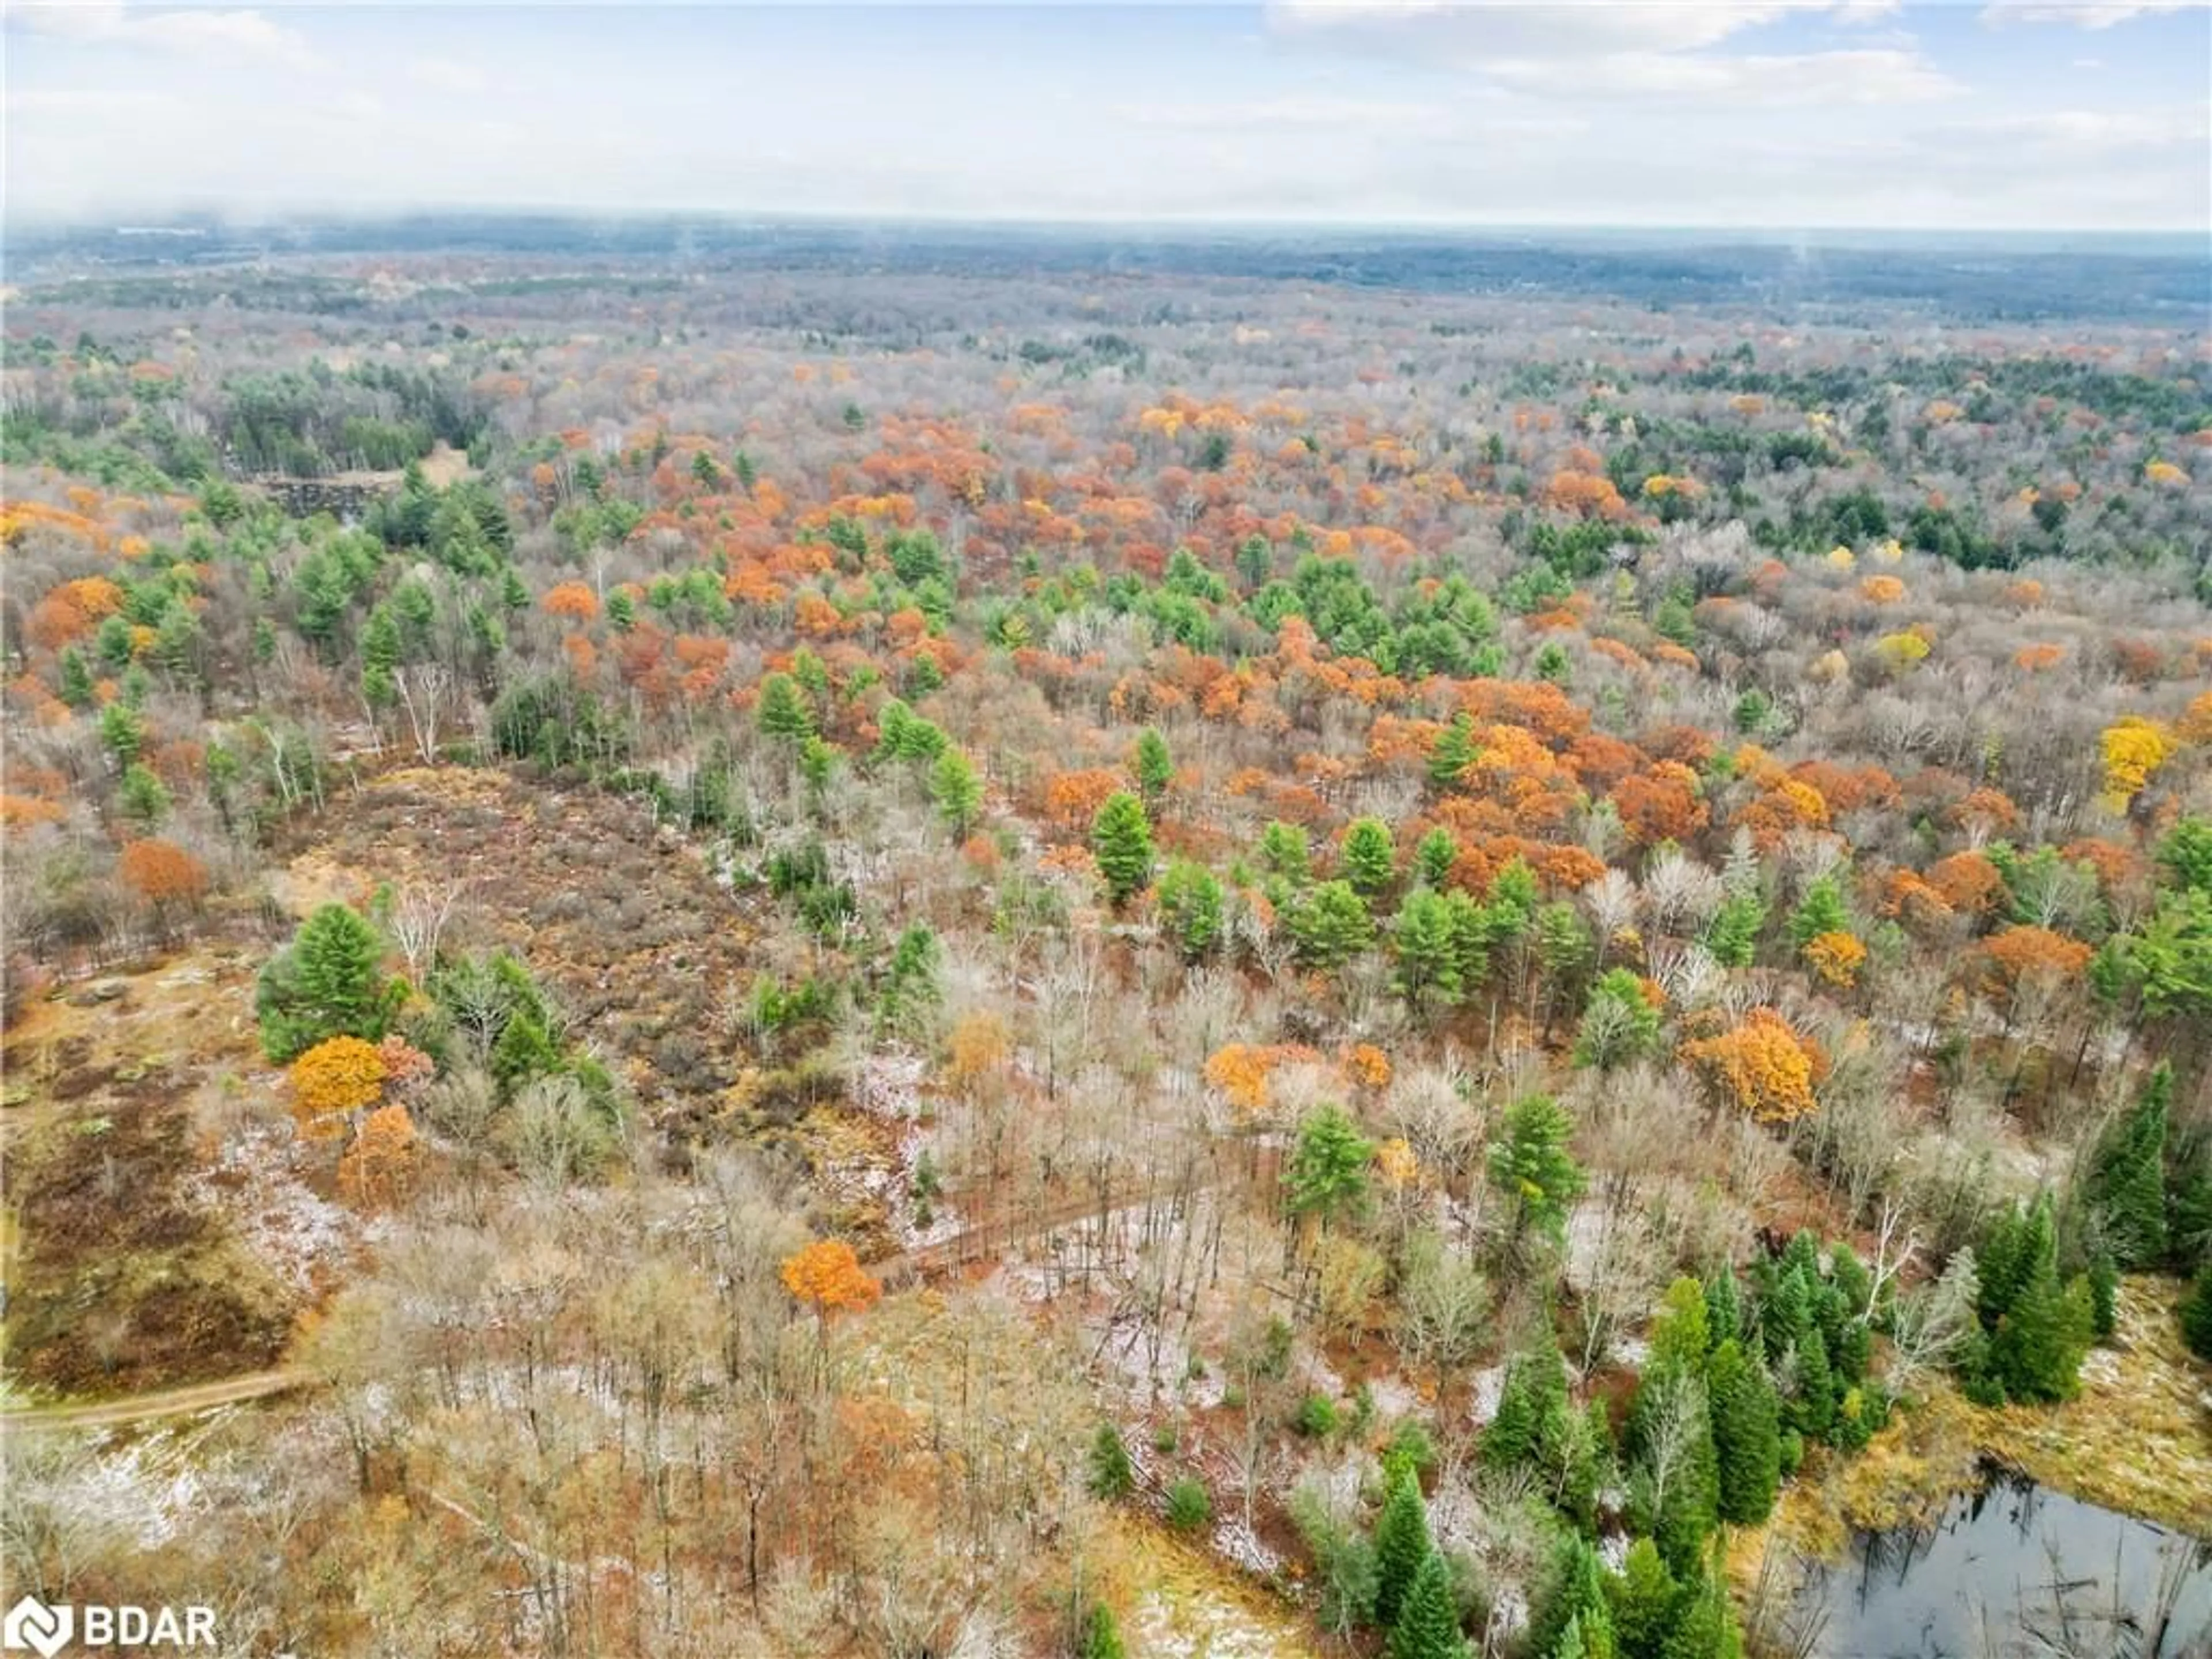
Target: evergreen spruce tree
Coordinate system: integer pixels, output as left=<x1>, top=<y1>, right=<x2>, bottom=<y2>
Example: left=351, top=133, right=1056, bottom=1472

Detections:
left=1342, top=817, right=1397, bottom=900
left=1707, top=1339, right=1781, bottom=1525
left=1528, top=1537, right=1614, bottom=1659
left=1428, top=714, right=1476, bottom=790
left=256, top=902, right=396, bottom=1062
left=1659, top=1565, right=1742, bottom=1659
left=1992, top=1247, right=2092, bottom=1403
left=1414, top=827, right=1458, bottom=889
left=1705, top=1269, right=1743, bottom=1352
left=2179, top=1259, right=2212, bottom=1361
left=1133, top=728, right=1172, bottom=805
left=1387, top=1551, right=1468, bottom=1659
left=755, top=671, right=815, bottom=743
left=1372, top=1468, right=1432, bottom=1628
left=1091, top=791, right=1156, bottom=907
left=2087, top=1246, right=2120, bottom=1342
left=2085, top=1065, right=2171, bottom=1268
left=1086, top=1423, right=1135, bottom=1499
left=1082, top=1604, right=1125, bottom=1659
left=1787, top=874, right=1850, bottom=952
left=1606, top=1538, right=1680, bottom=1659
left=1788, top=1325, right=1835, bottom=1442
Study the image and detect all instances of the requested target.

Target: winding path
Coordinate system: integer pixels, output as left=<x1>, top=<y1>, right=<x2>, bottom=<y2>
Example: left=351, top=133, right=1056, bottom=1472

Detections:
left=1, top=1368, right=308, bottom=1433
left=2, top=1181, right=1193, bottom=1433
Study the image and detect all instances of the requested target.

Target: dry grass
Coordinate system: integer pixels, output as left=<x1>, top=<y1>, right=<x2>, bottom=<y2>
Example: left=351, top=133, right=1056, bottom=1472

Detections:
left=1964, top=1274, right=2212, bottom=1535
left=0, top=946, right=328, bottom=1397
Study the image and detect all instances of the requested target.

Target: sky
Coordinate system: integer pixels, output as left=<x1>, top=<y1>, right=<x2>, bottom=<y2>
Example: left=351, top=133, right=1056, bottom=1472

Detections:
left=5, top=1, right=2209, bottom=231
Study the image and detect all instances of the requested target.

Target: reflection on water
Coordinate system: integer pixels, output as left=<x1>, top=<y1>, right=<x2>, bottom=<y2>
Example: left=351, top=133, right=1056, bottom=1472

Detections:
left=1806, top=1463, right=2212, bottom=1659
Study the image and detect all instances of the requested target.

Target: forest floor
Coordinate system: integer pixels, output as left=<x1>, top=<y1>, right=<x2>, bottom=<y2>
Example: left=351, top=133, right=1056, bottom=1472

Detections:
left=0, top=945, right=334, bottom=1399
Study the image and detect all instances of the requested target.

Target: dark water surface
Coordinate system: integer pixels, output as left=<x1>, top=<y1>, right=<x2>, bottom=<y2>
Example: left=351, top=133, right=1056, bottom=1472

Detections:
left=1811, top=1465, right=2212, bottom=1658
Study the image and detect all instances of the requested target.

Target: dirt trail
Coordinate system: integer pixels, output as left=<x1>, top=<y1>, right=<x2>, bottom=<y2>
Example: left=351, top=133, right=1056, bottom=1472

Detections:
left=1, top=1368, right=306, bottom=1433
left=1, top=1188, right=1162, bottom=1432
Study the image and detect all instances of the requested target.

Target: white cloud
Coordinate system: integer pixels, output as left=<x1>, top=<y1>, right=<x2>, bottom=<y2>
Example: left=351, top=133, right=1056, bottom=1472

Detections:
left=1269, top=1, right=1896, bottom=58
left=1267, top=2, right=1956, bottom=104
left=410, top=56, right=487, bottom=94
left=1980, top=0, right=2209, bottom=28
left=1489, top=47, right=1959, bottom=101
left=15, top=2, right=323, bottom=70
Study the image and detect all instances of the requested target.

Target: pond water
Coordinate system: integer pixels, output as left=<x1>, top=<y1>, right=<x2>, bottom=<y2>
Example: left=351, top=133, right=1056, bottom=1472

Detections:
left=1806, top=1464, right=2212, bottom=1659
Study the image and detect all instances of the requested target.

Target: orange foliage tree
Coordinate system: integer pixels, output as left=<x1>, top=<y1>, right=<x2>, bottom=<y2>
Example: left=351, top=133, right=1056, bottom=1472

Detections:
left=1681, top=1008, right=1821, bottom=1124
left=118, top=838, right=209, bottom=912
left=289, top=1035, right=387, bottom=1141
left=780, top=1240, right=882, bottom=1320
left=336, top=1104, right=419, bottom=1207
left=543, top=581, right=601, bottom=622
left=1982, top=925, right=2093, bottom=991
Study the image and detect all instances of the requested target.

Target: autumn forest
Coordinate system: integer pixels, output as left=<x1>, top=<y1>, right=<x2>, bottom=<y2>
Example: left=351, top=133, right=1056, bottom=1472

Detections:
left=2, top=225, right=2210, bottom=1659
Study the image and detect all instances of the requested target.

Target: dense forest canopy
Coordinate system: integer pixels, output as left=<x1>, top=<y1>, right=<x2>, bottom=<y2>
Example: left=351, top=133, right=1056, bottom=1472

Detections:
left=2, top=228, right=2209, bottom=1659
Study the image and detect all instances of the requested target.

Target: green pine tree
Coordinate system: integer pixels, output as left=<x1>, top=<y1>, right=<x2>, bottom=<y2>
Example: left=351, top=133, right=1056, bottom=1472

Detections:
left=1092, top=791, right=1156, bottom=907
left=1156, top=859, right=1225, bottom=960
left=256, top=902, right=396, bottom=1062
left=1707, top=1339, right=1781, bottom=1525
left=1286, top=1104, right=1374, bottom=1230
left=1428, top=714, right=1476, bottom=790
left=1371, top=1468, right=1432, bottom=1628
left=1395, top=888, right=1465, bottom=1014
left=1414, top=827, right=1458, bottom=889
left=1342, top=817, right=1397, bottom=899
left=1705, top=890, right=1766, bottom=968
left=2178, top=1260, right=2212, bottom=1361
left=1086, top=1423, right=1135, bottom=1499
left=1386, top=1551, right=1467, bottom=1659
left=1289, top=880, right=1377, bottom=969
left=1259, top=820, right=1310, bottom=883
left=1487, top=1094, right=1587, bottom=1248
left=1082, top=1603, right=1125, bottom=1659
left=1787, top=873, right=1850, bottom=952
left=2085, top=1065, right=2171, bottom=1268
left=929, top=748, right=983, bottom=840
left=755, top=671, right=815, bottom=744
left=1133, top=727, right=1173, bottom=804
left=1606, top=1538, right=1681, bottom=1659
left=58, top=646, right=94, bottom=709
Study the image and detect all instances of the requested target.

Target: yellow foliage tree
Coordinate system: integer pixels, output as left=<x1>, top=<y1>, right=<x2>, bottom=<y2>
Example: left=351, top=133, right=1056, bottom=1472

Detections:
left=1804, top=930, right=1868, bottom=988
left=945, top=1011, right=1010, bottom=1093
left=1681, top=1008, right=1821, bottom=1124
left=289, top=1035, right=387, bottom=1141
left=1203, top=1042, right=1276, bottom=1116
left=2099, top=717, right=2175, bottom=813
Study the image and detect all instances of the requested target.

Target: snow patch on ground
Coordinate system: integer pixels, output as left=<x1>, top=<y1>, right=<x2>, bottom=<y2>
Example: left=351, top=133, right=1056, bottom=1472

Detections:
left=1362, top=1373, right=1421, bottom=1422
left=47, top=1427, right=208, bottom=1550
left=1212, top=1516, right=1282, bottom=1577
left=189, top=1123, right=355, bottom=1293
left=1133, top=1590, right=1299, bottom=1659
left=1469, top=1365, right=1507, bottom=1426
